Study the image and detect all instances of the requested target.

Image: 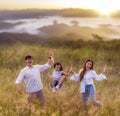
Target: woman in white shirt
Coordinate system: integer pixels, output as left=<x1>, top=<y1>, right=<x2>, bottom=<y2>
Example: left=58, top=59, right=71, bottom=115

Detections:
left=70, top=59, right=107, bottom=108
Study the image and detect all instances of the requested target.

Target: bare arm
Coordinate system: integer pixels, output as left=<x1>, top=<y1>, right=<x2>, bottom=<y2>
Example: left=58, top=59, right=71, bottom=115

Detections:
left=62, top=71, right=71, bottom=76
left=39, top=51, right=54, bottom=72
left=48, top=51, right=54, bottom=68
left=62, top=67, right=72, bottom=76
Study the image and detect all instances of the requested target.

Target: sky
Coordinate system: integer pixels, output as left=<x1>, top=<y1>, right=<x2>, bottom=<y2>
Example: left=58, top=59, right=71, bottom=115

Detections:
left=0, top=0, right=120, bottom=15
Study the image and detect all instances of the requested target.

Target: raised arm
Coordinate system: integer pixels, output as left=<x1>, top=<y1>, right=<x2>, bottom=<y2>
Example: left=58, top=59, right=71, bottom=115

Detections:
left=92, top=65, right=107, bottom=81
left=48, top=50, right=54, bottom=67
left=39, top=51, right=54, bottom=72
left=92, top=71, right=107, bottom=81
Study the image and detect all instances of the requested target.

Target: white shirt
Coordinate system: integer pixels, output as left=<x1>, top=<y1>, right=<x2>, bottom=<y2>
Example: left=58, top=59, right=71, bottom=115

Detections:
left=70, top=69, right=107, bottom=93
left=52, top=70, right=63, bottom=81
left=15, top=64, right=51, bottom=93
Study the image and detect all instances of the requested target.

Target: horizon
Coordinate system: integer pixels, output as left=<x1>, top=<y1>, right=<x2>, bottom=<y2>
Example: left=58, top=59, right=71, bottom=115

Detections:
left=0, top=7, right=120, bottom=17
left=0, top=0, right=120, bottom=16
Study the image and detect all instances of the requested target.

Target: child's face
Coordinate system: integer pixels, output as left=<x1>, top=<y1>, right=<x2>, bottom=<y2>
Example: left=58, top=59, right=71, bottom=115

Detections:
left=55, top=65, right=61, bottom=71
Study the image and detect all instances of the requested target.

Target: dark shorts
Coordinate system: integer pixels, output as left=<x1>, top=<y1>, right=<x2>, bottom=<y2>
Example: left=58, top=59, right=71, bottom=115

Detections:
left=49, top=80, right=64, bottom=89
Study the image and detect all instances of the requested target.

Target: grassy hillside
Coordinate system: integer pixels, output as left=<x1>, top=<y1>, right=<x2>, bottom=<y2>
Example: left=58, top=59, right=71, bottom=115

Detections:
left=0, top=39, right=120, bottom=116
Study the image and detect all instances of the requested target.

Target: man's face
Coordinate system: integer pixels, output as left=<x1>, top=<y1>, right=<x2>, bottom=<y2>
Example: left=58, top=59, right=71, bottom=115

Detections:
left=26, top=58, right=33, bottom=67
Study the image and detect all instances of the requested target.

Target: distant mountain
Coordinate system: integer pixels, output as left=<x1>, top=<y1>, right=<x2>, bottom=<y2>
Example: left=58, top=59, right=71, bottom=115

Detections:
left=0, top=8, right=100, bottom=20
left=0, top=22, right=24, bottom=29
left=1, top=8, right=120, bottom=21
left=0, top=22, right=119, bottom=45
left=59, top=8, right=99, bottom=17
left=0, top=33, right=42, bottom=44
left=38, top=23, right=120, bottom=40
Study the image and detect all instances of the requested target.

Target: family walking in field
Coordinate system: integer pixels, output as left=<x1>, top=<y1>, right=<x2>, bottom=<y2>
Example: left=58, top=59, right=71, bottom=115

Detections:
left=15, top=51, right=107, bottom=109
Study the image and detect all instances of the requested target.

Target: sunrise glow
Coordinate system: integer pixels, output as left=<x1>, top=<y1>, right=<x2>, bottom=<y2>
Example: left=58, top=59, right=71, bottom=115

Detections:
left=0, top=0, right=120, bottom=16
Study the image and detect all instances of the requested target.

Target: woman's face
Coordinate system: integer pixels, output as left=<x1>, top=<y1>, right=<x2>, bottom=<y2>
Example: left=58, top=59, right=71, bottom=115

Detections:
left=55, top=65, right=61, bottom=71
left=86, top=61, right=92, bottom=70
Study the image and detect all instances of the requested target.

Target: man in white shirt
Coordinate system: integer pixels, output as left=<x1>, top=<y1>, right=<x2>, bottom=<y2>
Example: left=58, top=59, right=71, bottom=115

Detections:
left=15, top=51, right=54, bottom=107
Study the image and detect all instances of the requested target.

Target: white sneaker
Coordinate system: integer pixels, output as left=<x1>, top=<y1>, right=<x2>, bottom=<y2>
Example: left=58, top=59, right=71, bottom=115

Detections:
left=52, top=88, right=56, bottom=93
left=55, top=85, right=60, bottom=90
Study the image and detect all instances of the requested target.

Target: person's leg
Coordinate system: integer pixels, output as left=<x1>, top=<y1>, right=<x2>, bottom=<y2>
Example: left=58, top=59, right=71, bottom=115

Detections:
left=49, top=75, right=55, bottom=88
left=37, top=90, right=45, bottom=107
left=89, top=85, right=101, bottom=106
left=82, top=93, right=88, bottom=109
left=55, top=75, right=66, bottom=89
left=58, top=75, right=66, bottom=86
left=27, top=93, right=36, bottom=108
left=49, top=76, right=56, bottom=92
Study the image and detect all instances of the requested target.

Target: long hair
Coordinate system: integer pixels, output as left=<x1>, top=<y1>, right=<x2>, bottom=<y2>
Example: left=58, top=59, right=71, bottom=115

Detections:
left=80, top=59, right=94, bottom=82
left=54, top=62, right=63, bottom=71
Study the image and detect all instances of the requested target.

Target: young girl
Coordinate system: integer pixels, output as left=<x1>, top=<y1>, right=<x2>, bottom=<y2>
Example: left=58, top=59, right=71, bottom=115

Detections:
left=70, top=59, right=107, bottom=108
left=49, top=62, right=71, bottom=92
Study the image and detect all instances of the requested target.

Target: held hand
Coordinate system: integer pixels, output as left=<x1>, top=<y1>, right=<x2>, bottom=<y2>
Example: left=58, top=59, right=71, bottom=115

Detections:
left=69, top=67, right=74, bottom=74
left=48, top=50, right=54, bottom=67
left=67, top=67, right=72, bottom=75
left=48, top=50, right=54, bottom=58
left=69, top=67, right=73, bottom=72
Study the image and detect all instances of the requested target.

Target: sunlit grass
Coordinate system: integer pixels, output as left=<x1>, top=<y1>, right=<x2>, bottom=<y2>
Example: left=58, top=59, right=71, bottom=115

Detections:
left=0, top=40, right=120, bottom=116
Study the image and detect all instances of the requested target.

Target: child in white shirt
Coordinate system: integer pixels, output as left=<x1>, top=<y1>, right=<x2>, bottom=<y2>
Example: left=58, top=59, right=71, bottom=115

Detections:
left=50, top=62, right=71, bottom=92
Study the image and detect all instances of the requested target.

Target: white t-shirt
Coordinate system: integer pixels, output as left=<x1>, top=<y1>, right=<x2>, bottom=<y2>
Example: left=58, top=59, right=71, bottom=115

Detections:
left=15, top=64, right=51, bottom=93
left=52, top=70, right=63, bottom=81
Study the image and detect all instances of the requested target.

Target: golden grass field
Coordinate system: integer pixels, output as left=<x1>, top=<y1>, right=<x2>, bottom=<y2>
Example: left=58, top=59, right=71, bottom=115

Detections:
left=0, top=40, right=120, bottom=116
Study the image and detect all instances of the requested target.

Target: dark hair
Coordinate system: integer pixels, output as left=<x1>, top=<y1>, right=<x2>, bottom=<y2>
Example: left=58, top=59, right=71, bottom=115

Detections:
left=25, top=55, right=33, bottom=60
left=80, top=59, right=93, bottom=81
left=54, top=62, right=63, bottom=71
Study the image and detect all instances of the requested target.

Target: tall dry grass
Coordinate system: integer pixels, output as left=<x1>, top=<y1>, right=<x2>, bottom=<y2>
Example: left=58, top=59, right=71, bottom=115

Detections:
left=0, top=41, right=120, bottom=116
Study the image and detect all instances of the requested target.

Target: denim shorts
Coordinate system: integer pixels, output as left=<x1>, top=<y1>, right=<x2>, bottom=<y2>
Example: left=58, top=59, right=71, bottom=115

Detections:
left=85, top=84, right=94, bottom=95
left=49, top=80, right=64, bottom=89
